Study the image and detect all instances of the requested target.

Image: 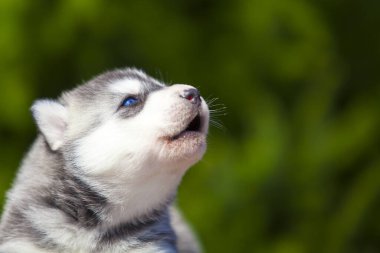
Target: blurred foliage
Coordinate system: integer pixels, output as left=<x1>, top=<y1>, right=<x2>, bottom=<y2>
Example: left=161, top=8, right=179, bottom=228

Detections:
left=1, top=0, right=380, bottom=252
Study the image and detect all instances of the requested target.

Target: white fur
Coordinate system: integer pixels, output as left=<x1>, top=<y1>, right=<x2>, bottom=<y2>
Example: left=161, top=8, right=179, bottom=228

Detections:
left=110, top=79, right=144, bottom=94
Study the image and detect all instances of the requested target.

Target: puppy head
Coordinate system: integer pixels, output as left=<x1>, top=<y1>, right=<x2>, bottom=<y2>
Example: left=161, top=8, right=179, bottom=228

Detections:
left=32, top=68, right=209, bottom=179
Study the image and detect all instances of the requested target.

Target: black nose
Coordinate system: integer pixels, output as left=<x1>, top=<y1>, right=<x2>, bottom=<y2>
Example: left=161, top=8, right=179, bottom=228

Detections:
left=180, top=88, right=201, bottom=104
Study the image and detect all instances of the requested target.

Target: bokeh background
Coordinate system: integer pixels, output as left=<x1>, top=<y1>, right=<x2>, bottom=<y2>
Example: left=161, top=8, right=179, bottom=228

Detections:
left=1, top=0, right=380, bottom=252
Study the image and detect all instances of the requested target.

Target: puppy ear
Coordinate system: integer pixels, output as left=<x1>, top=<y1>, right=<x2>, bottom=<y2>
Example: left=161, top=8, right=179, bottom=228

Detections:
left=31, top=99, right=68, bottom=151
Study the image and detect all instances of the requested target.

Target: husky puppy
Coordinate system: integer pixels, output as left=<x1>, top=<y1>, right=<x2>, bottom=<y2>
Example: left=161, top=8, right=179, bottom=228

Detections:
left=0, top=68, right=209, bottom=253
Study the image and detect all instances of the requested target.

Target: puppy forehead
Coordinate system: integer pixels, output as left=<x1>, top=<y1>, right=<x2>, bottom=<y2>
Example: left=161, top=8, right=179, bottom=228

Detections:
left=109, top=78, right=165, bottom=95
left=110, top=79, right=142, bottom=94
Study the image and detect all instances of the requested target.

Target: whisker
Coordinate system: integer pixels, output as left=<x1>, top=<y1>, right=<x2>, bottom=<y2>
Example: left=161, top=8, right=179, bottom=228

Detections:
left=205, top=96, right=227, bottom=132
left=209, top=108, right=227, bottom=113
left=210, top=119, right=226, bottom=131
left=205, top=97, right=219, bottom=107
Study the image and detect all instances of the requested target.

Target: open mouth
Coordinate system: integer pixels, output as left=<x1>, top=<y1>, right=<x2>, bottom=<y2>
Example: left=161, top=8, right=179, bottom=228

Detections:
left=185, top=113, right=202, bottom=132
left=172, top=113, right=202, bottom=140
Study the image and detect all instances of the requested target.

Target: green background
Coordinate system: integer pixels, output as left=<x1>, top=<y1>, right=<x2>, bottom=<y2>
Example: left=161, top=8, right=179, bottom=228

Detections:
left=1, top=0, right=380, bottom=252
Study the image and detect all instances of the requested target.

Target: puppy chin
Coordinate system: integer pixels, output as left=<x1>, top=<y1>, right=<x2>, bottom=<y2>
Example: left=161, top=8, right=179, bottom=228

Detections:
left=158, top=133, right=207, bottom=170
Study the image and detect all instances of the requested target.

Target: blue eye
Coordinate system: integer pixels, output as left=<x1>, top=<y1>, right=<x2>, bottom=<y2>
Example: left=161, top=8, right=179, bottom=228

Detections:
left=122, top=97, right=139, bottom=107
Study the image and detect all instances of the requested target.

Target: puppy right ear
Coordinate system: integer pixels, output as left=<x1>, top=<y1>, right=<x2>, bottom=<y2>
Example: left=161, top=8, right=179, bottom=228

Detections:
left=31, top=99, right=68, bottom=151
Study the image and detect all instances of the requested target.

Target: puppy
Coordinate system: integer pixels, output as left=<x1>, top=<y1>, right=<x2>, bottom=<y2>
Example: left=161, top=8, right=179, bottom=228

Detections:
left=0, top=68, right=209, bottom=253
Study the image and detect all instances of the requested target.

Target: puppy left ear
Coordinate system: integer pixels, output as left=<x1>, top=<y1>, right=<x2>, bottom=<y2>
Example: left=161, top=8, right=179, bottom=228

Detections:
left=31, top=99, right=68, bottom=151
